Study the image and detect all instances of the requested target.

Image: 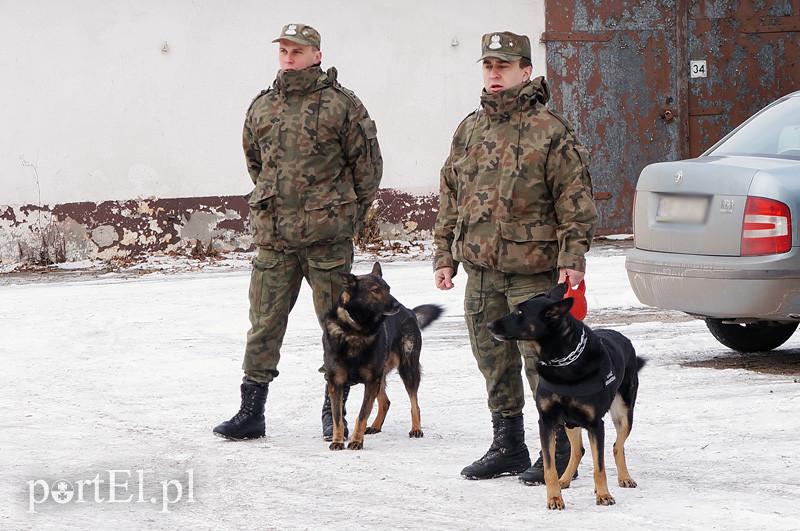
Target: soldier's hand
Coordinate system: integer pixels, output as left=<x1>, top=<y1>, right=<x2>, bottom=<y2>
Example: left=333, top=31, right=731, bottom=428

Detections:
left=558, top=268, right=584, bottom=288
left=434, top=267, right=455, bottom=290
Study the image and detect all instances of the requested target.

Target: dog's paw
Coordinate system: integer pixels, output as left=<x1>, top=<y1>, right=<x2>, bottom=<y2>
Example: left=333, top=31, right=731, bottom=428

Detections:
left=329, top=442, right=345, bottom=451
left=408, top=429, right=424, bottom=438
left=365, top=427, right=381, bottom=435
left=619, top=478, right=637, bottom=488
left=547, top=496, right=565, bottom=510
left=558, top=479, right=572, bottom=489
left=596, top=493, right=616, bottom=506
left=347, top=440, right=364, bottom=450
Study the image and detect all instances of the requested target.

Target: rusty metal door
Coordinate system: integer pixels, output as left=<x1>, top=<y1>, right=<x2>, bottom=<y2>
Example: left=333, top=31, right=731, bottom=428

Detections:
left=688, top=3, right=800, bottom=156
left=543, top=1, right=685, bottom=234
left=543, top=0, right=800, bottom=234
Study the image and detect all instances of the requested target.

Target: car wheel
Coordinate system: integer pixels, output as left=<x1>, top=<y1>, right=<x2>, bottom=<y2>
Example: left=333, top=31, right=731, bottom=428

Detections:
left=705, top=319, right=799, bottom=352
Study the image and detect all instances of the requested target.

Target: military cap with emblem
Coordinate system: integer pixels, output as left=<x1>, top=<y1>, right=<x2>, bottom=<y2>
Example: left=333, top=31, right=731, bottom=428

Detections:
left=272, top=23, right=321, bottom=49
left=478, top=31, right=531, bottom=62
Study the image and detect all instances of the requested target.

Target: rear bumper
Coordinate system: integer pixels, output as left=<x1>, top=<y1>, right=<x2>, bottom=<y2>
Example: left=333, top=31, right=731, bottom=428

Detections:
left=625, top=247, right=800, bottom=319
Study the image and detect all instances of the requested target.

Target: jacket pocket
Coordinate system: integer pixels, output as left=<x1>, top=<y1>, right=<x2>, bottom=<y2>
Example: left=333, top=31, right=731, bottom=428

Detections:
left=247, top=180, right=277, bottom=246
left=497, top=221, right=558, bottom=274
left=303, top=192, right=357, bottom=244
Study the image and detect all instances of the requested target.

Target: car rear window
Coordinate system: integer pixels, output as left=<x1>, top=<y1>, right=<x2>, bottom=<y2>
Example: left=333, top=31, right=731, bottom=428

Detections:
left=709, top=96, right=800, bottom=160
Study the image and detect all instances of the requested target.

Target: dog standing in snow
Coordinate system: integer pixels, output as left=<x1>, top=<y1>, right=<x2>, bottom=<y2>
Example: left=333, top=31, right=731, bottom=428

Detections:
left=488, top=283, right=645, bottom=509
left=323, top=262, right=442, bottom=451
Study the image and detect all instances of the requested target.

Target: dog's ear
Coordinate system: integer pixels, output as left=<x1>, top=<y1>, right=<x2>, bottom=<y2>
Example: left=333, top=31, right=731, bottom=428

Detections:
left=339, top=272, right=357, bottom=289
left=371, top=262, right=383, bottom=277
left=547, top=282, right=568, bottom=301
left=543, top=298, right=573, bottom=320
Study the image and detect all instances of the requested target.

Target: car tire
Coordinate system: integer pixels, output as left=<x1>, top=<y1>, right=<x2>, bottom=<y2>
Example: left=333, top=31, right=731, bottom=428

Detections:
left=705, top=319, right=799, bottom=352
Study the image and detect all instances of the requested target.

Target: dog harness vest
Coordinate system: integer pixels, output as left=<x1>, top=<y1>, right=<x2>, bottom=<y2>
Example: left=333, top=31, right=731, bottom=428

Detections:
left=538, top=362, right=615, bottom=397
left=537, top=333, right=621, bottom=397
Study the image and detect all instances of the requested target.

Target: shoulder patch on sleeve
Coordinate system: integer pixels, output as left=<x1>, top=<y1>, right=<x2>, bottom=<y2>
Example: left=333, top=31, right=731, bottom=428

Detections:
left=359, top=118, right=378, bottom=139
left=246, top=88, right=271, bottom=115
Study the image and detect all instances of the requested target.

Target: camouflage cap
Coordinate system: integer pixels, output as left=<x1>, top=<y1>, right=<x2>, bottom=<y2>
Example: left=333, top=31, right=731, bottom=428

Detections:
left=478, top=31, right=531, bottom=62
left=272, top=23, right=321, bottom=49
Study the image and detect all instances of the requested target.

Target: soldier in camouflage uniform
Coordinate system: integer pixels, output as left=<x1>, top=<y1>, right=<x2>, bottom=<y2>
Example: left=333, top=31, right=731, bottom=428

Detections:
left=433, top=32, right=597, bottom=482
left=214, top=24, right=382, bottom=441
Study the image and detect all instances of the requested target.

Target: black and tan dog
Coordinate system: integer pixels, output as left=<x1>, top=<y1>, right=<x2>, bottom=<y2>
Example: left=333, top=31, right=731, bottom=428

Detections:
left=323, top=262, right=442, bottom=451
left=488, top=283, right=645, bottom=509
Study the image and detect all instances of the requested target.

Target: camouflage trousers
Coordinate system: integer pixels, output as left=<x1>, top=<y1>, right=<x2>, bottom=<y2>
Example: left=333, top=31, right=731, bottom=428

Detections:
left=463, top=263, right=557, bottom=417
left=242, top=240, right=354, bottom=383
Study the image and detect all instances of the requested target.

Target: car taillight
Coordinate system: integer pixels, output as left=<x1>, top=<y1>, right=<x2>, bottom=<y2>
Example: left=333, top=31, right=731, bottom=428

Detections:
left=741, top=196, right=792, bottom=256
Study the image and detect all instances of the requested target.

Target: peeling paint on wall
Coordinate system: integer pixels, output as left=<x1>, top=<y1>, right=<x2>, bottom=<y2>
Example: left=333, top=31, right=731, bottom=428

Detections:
left=374, top=189, right=438, bottom=240
left=0, top=189, right=439, bottom=263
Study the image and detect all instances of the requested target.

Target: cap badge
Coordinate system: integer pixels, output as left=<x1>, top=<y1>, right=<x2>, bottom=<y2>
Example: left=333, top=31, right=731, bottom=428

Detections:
left=285, top=24, right=297, bottom=35
left=488, top=35, right=502, bottom=50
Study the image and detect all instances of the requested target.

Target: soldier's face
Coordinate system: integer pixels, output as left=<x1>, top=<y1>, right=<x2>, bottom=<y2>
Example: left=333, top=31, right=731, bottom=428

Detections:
left=278, top=41, right=322, bottom=71
left=482, top=58, right=532, bottom=94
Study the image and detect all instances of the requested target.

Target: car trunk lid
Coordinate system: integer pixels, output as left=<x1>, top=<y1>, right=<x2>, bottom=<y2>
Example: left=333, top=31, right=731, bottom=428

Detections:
left=633, top=156, right=766, bottom=256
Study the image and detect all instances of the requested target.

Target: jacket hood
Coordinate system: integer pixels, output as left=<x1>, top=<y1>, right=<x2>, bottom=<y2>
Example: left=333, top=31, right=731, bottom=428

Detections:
left=472, top=76, right=551, bottom=168
left=480, top=76, right=550, bottom=117
left=274, top=65, right=338, bottom=94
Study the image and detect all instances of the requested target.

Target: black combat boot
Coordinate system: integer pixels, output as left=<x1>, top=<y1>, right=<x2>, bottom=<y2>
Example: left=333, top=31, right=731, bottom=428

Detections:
left=461, top=413, right=531, bottom=479
left=212, top=379, right=268, bottom=440
left=321, top=385, right=350, bottom=441
left=519, top=424, right=580, bottom=485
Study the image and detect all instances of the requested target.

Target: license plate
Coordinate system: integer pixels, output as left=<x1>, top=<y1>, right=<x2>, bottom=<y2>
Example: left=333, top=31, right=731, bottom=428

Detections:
left=656, top=195, right=709, bottom=223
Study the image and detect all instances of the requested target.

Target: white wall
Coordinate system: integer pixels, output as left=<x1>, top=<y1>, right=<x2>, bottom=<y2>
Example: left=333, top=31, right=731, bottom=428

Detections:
left=1, top=0, right=546, bottom=205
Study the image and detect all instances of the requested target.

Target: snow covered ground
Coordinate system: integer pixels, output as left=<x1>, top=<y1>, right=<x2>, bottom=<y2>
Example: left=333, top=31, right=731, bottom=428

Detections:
left=2, top=246, right=800, bottom=530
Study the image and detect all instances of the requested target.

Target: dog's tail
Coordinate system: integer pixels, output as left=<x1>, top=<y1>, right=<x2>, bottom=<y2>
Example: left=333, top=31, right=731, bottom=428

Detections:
left=413, top=304, right=444, bottom=329
left=636, top=357, right=647, bottom=371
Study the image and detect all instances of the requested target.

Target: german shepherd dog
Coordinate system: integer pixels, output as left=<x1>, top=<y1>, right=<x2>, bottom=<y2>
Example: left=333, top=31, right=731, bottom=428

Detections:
left=487, top=283, right=645, bottom=510
left=323, top=262, right=442, bottom=451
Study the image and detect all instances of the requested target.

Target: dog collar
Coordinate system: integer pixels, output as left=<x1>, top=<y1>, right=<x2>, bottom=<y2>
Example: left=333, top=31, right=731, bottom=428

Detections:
left=541, top=329, right=587, bottom=367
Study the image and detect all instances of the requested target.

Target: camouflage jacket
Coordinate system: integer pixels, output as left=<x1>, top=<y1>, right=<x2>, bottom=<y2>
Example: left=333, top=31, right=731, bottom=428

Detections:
left=434, top=77, right=597, bottom=275
left=243, top=65, right=382, bottom=250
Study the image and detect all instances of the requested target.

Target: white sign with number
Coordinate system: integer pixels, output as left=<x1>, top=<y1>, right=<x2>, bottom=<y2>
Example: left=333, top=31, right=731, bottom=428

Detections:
left=690, top=60, right=707, bottom=78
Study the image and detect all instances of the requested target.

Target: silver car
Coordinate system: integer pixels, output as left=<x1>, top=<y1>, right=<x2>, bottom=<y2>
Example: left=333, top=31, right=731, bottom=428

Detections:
left=626, top=90, right=800, bottom=352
